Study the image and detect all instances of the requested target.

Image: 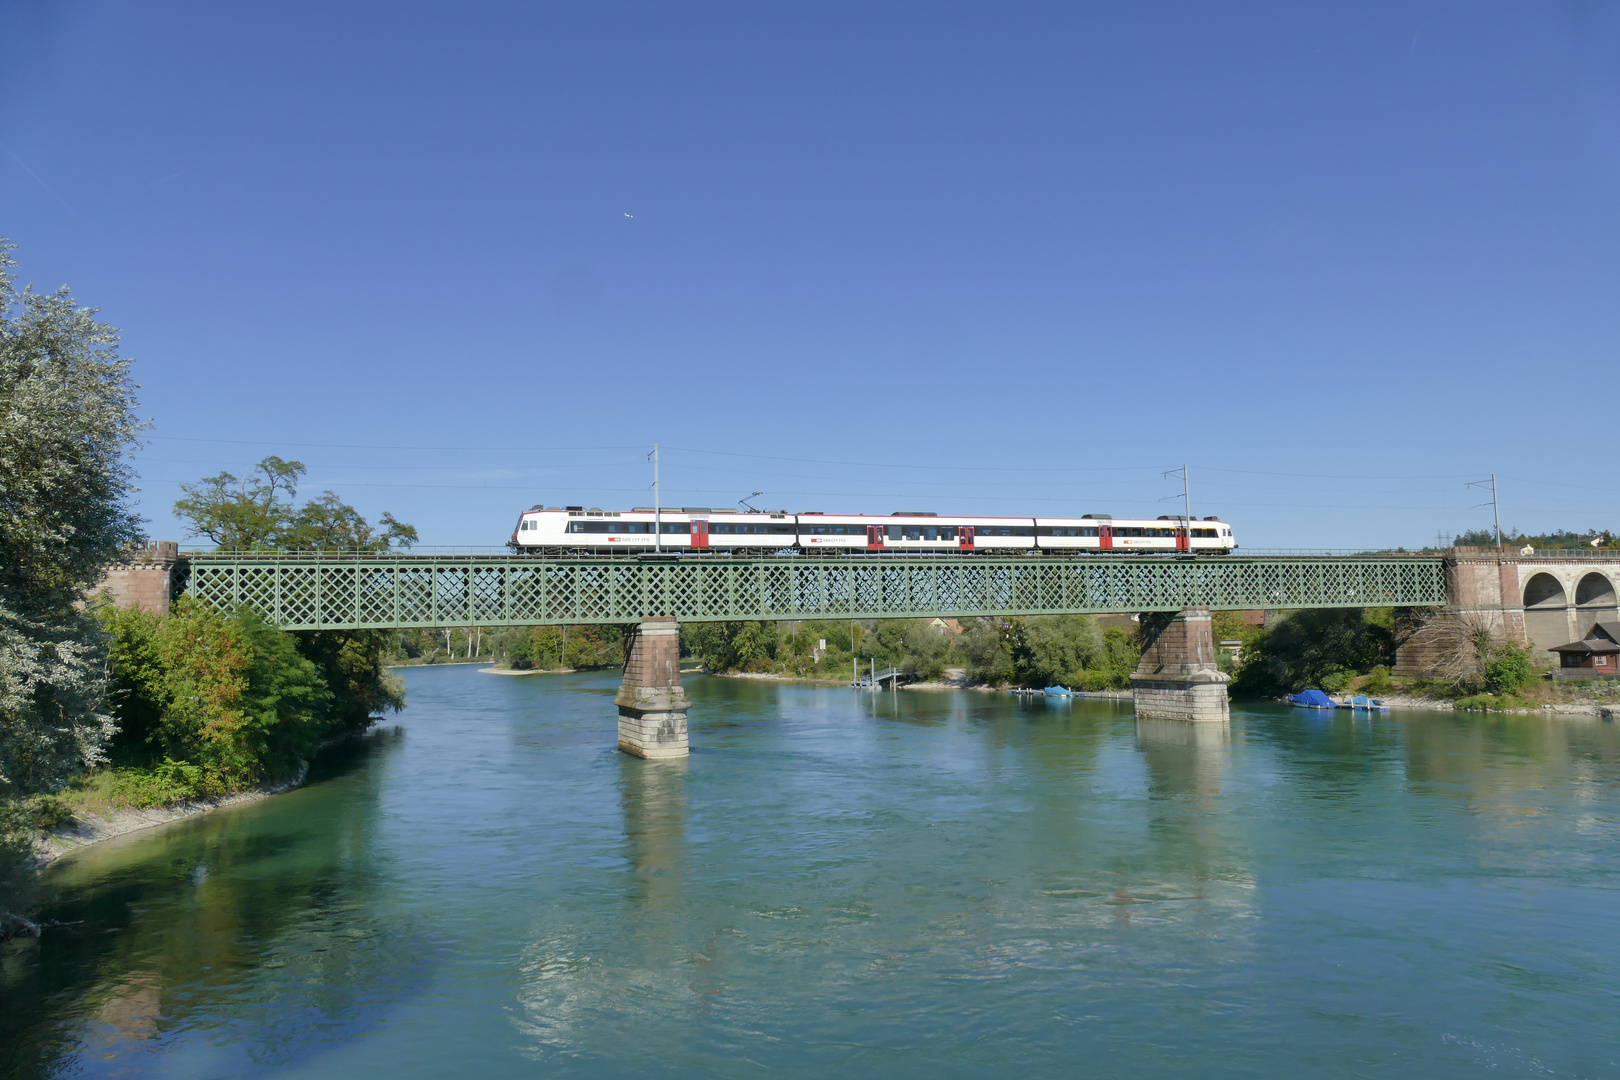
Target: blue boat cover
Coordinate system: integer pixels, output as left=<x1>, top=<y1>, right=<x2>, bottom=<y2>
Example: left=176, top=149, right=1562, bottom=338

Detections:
left=1043, top=686, right=1072, bottom=697
left=1287, top=689, right=1337, bottom=707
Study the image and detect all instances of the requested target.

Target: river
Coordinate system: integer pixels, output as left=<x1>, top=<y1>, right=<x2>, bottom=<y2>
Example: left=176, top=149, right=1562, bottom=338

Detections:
left=3, top=666, right=1618, bottom=1078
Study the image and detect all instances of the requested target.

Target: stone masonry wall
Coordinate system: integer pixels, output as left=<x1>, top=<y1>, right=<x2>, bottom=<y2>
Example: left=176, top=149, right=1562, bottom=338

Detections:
left=96, top=542, right=181, bottom=615
left=1395, top=549, right=1620, bottom=677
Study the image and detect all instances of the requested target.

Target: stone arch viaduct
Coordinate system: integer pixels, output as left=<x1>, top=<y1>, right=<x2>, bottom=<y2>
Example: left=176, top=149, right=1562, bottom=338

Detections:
left=1393, top=548, right=1620, bottom=676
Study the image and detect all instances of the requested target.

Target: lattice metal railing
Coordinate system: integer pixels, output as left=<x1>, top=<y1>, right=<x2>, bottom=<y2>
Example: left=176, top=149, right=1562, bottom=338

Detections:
left=180, top=553, right=1448, bottom=629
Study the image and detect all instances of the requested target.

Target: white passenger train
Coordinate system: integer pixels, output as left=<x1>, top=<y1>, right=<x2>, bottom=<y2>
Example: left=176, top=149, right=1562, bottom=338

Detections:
left=511, top=506, right=1237, bottom=554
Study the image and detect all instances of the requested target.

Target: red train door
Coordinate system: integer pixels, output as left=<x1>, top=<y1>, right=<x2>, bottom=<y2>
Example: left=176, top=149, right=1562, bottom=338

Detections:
left=691, top=520, right=709, bottom=552
left=1099, top=525, right=1113, bottom=551
left=1176, top=525, right=1190, bottom=552
left=866, top=525, right=886, bottom=552
left=959, top=526, right=975, bottom=552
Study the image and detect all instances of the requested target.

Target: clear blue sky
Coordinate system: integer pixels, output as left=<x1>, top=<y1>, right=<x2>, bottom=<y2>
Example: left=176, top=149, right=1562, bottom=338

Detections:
left=3, top=2, right=1617, bottom=550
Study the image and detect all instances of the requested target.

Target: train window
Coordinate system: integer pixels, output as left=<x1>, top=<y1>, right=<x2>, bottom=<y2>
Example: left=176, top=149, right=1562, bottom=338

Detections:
left=660, top=523, right=690, bottom=534
left=1192, top=528, right=1217, bottom=539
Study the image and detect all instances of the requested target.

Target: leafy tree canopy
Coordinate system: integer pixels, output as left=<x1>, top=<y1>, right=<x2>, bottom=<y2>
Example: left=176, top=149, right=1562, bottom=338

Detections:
left=0, top=240, right=143, bottom=618
left=0, top=239, right=143, bottom=797
left=1232, top=608, right=1396, bottom=696
left=175, top=456, right=417, bottom=551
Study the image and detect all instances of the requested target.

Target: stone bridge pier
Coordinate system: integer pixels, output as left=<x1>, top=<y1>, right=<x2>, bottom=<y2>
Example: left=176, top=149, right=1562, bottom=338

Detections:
left=616, top=617, right=690, bottom=759
left=1130, top=607, right=1231, bottom=722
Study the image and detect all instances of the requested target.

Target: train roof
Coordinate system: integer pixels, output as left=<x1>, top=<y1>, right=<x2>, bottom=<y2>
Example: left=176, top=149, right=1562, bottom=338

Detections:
left=520, top=506, right=1229, bottom=523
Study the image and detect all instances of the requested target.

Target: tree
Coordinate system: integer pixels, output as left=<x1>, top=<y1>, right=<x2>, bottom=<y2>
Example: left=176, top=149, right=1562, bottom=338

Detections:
left=100, top=600, right=328, bottom=785
left=1011, top=615, right=1104, bottom=687
left=173, top=456, right=303, bottom=550
left=1233, top=608, right=1396, bottom=695
left=174, top=456, right=417, bottom=551
left=0, top=239, right=143, bottom=799
left=681, top=621, right=776, bottom=672
left=174, top=462, right=415, bottom=730
left=960, top=619, right=1014, bottom=685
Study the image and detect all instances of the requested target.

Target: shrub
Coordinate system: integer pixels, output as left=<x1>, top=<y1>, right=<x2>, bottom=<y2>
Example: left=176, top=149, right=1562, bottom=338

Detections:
left=1319, top=668, right=1354, bottom=693
left=99, top=599, right=329, bottom=788
left=1455, top=692, right=1529, bottom=712
left=1481, top=640, right=1538, bottom=695
left=1361, top=667, right=1395, bottom=696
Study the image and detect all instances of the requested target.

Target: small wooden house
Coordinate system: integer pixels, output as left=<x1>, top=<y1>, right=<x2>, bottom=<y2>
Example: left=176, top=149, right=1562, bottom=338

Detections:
left=1548, top=621, right=1620, bottom=681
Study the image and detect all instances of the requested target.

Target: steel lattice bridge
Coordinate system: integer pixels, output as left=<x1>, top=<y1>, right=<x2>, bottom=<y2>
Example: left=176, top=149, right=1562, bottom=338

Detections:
left=181, top=552, right=1447, bottom=630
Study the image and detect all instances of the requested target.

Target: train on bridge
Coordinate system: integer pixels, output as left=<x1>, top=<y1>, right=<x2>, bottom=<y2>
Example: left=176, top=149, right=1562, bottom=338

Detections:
left=512, top=506, right=1237, bottom=555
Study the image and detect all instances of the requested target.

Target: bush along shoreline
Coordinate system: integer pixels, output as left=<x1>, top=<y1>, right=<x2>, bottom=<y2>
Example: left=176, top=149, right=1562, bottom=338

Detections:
left=678, top=615, right=1143, bottom=690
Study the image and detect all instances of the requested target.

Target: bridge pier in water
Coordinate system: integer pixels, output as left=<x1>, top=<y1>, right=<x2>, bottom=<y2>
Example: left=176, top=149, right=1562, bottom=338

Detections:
left=1130, top=607, right=1231, bottom=723
left=616, top=617, right=691, bottom=760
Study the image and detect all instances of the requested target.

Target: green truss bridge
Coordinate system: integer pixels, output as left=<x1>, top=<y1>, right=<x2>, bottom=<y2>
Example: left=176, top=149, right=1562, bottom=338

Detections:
left=180, top=552, right=1447, bottom=630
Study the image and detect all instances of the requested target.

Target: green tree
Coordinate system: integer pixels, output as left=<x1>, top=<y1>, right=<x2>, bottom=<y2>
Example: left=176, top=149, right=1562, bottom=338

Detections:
left=173, top=456, right=304, bottom=550
left=0, top=239, right=143, bottom=802
left=1232, top=608, right=1396, bottom=695
left=175, top=456, right=417, bottom=552
left=960, top=619, right=1015, bottom=685
left=100, top=600, right=329, bottom=786
left=173, top=458, right=414, bottom=730
left=1011, top=615, right=1105, bottom=687
left=681, top=621, right=776, bottom=672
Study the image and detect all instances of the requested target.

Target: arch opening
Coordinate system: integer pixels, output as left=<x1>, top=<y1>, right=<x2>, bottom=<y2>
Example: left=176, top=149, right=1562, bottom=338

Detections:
left=1575, top=573, right=1617, bottom=609
left=1523, top=573, right=1568, bottom=610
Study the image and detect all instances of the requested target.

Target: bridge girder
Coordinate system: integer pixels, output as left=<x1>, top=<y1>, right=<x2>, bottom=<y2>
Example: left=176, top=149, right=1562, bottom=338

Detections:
left=180, top=554, right=1447, bottom=630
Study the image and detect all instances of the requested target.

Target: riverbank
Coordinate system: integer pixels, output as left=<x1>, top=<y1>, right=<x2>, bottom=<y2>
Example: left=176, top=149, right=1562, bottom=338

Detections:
left=33, top=764, right=310, bottom=868
left=26, top=722, right=399, bottom=870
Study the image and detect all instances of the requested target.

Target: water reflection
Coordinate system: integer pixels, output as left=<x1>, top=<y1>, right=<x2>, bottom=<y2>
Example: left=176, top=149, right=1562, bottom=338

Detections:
left=620, top=755, right=689, bottom=911
left=0, top=728, right=433, bottom=1080
left=511, top=756, right=695, bottom=1056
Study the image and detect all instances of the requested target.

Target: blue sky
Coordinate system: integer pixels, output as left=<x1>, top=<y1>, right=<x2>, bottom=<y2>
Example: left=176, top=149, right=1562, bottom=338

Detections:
left=3, top=1, right=1617, bottom=550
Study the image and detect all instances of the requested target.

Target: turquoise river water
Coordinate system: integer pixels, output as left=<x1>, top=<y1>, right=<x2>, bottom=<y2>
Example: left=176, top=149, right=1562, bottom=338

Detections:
left=3, top=666, right=1619, bottom=1078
